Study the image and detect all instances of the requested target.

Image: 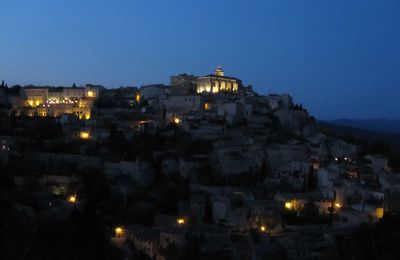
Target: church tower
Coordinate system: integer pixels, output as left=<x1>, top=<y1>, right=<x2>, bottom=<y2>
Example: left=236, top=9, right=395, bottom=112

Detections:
left=214, top=66, right=224, bottom=77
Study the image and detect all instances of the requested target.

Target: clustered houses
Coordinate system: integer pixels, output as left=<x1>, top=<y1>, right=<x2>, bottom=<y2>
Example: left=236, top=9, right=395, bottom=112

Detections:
left=0, top=67, right=398, bottom=259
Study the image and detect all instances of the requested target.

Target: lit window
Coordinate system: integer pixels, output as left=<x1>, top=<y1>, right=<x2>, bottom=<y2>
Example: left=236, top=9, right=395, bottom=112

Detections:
left=376, top=207, right=384, bottom=219
left=87, top=90, right=95, bottom=97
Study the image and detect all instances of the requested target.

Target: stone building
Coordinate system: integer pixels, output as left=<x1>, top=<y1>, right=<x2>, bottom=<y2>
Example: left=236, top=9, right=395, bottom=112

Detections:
left=165, top=95, right=203, bottom=113
left=170, top=73, right=198, bottom=95
left=140, top=84, right=170, bottom=110
left=14, top=85, right=101, bottom=119
left=197, top=66, right=241, bottom=94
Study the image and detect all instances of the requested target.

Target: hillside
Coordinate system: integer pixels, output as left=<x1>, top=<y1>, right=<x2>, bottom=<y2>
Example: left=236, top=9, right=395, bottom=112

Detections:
left=323, top=119, right=400, bottom=134
left=317, top=121, right=400, bottom=155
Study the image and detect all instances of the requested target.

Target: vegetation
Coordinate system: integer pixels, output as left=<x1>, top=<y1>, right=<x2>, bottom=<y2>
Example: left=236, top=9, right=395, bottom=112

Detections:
left=329, top=215, right=400, bottom=259
left=0, top=172, right=124, bottom=260
left=319, top=121, right=400, bottom=170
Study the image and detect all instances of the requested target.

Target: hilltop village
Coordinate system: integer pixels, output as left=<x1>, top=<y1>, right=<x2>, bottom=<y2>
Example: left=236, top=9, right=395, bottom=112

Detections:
left=0, top=67, right=399, bottom=259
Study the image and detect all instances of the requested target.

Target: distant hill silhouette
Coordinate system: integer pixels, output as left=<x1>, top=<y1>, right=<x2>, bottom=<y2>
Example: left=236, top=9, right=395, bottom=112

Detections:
left=317, top=121, right=400, bottom=155
left=322, top=119, right=400, bottom=134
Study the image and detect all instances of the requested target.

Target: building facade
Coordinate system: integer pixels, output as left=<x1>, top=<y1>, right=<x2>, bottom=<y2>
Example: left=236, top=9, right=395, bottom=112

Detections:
left=13, top=85, right=101, bottom=119
left=197, top=66, right=241, bottom=94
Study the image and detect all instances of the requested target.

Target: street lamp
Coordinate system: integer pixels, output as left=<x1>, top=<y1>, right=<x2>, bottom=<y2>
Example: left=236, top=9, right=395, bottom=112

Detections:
left=67, top=194, right=77, bottom=203
left=173, top=117, right=181, bottom=124
left=115, top=227, right=124, bottom=238
left=260, top=225, right=267, bottom=232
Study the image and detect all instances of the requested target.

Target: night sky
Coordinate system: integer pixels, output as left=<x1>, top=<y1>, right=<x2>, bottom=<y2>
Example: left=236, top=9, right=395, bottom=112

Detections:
left=1, top=0, right=399, bottom=119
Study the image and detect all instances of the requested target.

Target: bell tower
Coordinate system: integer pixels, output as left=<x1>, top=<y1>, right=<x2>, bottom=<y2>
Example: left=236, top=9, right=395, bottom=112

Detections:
left=214, top=66, right=224, bottom=77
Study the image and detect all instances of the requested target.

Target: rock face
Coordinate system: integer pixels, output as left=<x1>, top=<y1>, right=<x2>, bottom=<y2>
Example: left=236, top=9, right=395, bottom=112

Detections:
left=210, top=137, right=267, bottom=176
left=273, top=109, right=316, bottom=136
left=201, top=94, right=320, bottom=178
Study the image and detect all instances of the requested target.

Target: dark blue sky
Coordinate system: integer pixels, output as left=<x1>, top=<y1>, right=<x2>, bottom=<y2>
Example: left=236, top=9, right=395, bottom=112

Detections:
left=1, top=0, right=399, bottom=119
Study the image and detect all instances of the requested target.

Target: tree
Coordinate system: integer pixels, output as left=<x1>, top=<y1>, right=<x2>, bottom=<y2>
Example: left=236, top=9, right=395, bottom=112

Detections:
left=6, top=85, right=20, bottom=95
left=80, top=171, right=111, bottom=214
left=335, top=215, right=400, bottom=259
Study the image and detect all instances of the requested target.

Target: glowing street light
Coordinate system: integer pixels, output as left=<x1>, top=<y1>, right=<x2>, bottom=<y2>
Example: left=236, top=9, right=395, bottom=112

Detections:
left=80, top=131, right=90, bottom=139
left=115, top=227, right=124, bottom=238
left=260, top=225, right=267, bottom=232
left=67, top=194, right=77, bottom=203
left=177, top=218, right=185, bottom=225
left=173, top=117, right=181, bottom=124
left=334, top=202, right=342, bottom=209
left=285, top=202, right=293, bottom=210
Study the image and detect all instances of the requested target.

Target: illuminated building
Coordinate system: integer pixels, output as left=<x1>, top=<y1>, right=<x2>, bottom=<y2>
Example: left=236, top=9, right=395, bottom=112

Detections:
left=14, top=85, right=101, bottom=119
left=196, top=66, right=241, bottom=94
